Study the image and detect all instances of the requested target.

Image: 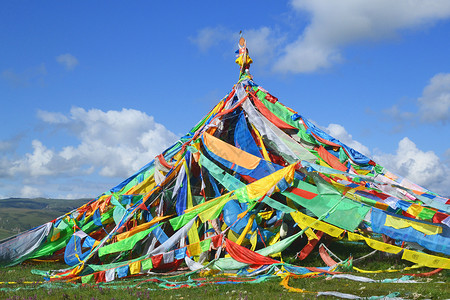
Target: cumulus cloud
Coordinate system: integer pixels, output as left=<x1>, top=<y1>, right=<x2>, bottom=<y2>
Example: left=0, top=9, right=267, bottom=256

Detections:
left=47, top=107, right=178, bottom=177
left=274, top=0, right=450, bottom=73
left=20, top=185, right=43, bottom=198
left=56, top=53, right=79, bottom=70
left=11, top=140, right=55, bottom=177
left=373, top=137, right=450, bottom=195
left=418, top=73, right=450, bottom=124
left=1, top=107, right=178, bottom=198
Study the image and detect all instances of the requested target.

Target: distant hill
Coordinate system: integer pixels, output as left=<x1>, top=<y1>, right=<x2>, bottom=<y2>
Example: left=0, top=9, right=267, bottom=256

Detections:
left=0, top=198, right=90, bottom=240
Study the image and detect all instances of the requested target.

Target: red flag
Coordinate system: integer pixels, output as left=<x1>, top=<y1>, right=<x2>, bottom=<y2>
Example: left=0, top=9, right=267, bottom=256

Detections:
left=225, top=238, right=279, bottom=267
left=94, top=271, right=106, bottom=283
left=298, top=231, right=324, bottom=260
left=138, top=202, right=149, bottom=211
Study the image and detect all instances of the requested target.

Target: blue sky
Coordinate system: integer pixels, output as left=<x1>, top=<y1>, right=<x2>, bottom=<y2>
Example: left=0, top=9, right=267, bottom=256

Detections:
left=1, top=1, right=449, bottom=199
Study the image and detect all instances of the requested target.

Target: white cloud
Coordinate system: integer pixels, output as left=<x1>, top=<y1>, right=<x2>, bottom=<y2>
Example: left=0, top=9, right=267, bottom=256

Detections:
left=56, top=53, right=79, bottom=70
left=37, top=110, right=70, bottom=124
left=274, top=0, right=450, bottom=73
left=373, top=137, right=450, bottom=195
left=324, top=123, right=370, bottom=156
left=52, top=107, right=178, bottom=177
left=244, top=27, right=285, bottom=66
left=10, top=140, right=61, bottom=177
left=418, top=73, right=450, bottom=123
left=20, top=185, right=43, bottom=198
left=3, top=107, right=178, bottom=197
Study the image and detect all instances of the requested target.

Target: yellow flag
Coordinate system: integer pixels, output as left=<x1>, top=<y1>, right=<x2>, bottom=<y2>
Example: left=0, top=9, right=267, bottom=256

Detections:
left=187, top=242, right=201, bottom=257
left=348, top=232, right=402, bottom=254
left=290, top=211, right=344, bottom=238
left=287, top=198, right=318, bottom=240
left=250, top=124, right=271, bottom=161
left=363, top=237, right=403, bottom=254
left=250, top=232, right=258, bottom=251
left=129, top=261, right=141, bottom=275
left=244, top=164, right=296, bottom=200
left=402, top=249, right=450, bottom=269
left=347, top=232, right=364, bottom=241
left=236, top=214, right=255, bottom=246
left=385, top=214, right=442, bottom=235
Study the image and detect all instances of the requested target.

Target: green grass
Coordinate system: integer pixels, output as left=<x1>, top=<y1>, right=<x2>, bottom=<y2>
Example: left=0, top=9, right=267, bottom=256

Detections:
left=0, top=243, right=449, bottom=300
left=0, top=264, right=448, bottom=299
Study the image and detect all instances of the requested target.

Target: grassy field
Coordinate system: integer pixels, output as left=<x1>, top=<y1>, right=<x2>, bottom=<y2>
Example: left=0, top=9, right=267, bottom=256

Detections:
left=0, top=261, right=448, bottom=299
left=0, top=242, right=449, bottom=299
